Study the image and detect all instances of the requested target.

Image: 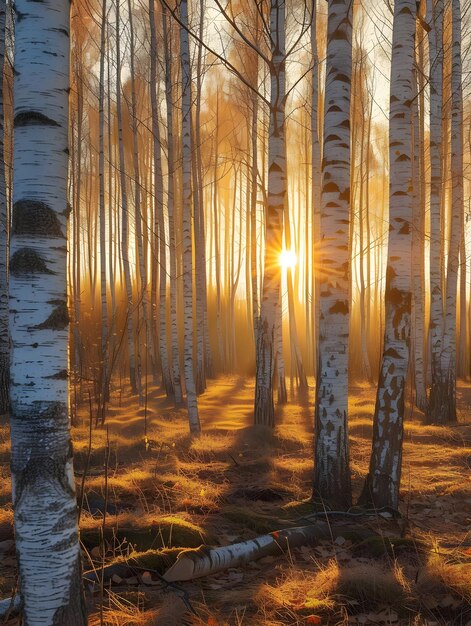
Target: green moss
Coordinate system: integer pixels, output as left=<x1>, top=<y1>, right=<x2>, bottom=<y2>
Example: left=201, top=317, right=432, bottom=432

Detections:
left=81, top=515, right=209, bottom=551
left=221, top=505, right=288, bottom=534
left=282, top=500, right=315, bottom=519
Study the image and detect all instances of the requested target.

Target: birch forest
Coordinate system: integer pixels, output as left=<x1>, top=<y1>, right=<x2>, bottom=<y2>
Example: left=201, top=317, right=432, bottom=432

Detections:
left=1, top=0, right=471, bottom=623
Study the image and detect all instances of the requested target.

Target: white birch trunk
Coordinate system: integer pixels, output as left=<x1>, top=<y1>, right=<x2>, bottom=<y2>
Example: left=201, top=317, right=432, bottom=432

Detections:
left=254, top=0, right=287, bottom=427
left=427, top=0, right=445, bottom=420
left=116, top=0, right=137, bottom=394
left=163, top=8, right=183, bottom=405
left=149, top=0, right=172, bottom=397
left=360, top=0, right=416, bottom=509
left=98, top=0, right=109, bottom=418
left=412, top=61, right=427, bottom=411
left=311, top=0, right=321, bottom=378
left=128, top=0, right=153, bottom=402
left=9, top=1, right=86, bottom=622
left=435, top=0, right=462, bottom=423
left=179, top=0, right=200, bottom=432
left=0, top=0, right=8, bottom=415
left=313, top=0, right=353, bottom=508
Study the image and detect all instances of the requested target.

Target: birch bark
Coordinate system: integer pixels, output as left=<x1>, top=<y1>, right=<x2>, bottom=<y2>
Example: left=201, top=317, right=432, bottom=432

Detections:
left=427, top=0, right=445, bottom=420
left=436, top=0, right=463, bottom=423
left=360, top=0, right=416, bottom=509
left=0, top=0, right=8, bottom=415
left=179, top=0, right=201, bottom=432
left=254, top=0, right=287, bottom=426
left=116, top=0, right=137, bottom=394
left=313, top=0, right=353, bottom=508
left=9, top=0, right=86, bottom=622
left=163, top=7, right=183, bottom=404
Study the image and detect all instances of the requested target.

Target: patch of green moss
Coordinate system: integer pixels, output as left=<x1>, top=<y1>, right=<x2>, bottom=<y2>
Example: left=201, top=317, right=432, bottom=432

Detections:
left=221, top=505, right=287, bottom=534
left=81, top=515, right=209, bottom=551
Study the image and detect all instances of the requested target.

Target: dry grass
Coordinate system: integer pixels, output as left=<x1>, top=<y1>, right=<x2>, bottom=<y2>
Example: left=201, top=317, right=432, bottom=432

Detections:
left=1, top=376, right=471, bottom=625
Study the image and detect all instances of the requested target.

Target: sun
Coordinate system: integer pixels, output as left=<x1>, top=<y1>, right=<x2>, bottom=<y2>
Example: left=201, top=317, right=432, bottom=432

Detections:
left=279, top=249, right=297, bottom=270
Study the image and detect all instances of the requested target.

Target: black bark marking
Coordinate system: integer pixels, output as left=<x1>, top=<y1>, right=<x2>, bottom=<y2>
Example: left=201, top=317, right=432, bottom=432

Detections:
left=13, top=200, right=64, bottom=237
left=34, top=301, right=69, bottom=331
left=45, top=369, right=69, bottom=380
left=14, top=111, right=60, bottom=128
left=329, top=300, right=349, bottom=315
left=10, top=248, right=54, bottom=275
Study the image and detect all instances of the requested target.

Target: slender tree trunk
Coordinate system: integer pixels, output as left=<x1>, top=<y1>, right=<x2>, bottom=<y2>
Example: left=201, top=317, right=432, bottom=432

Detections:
left=9, top=1, right=86, bottom=622
left=179, top=0, right=200, bottom=433
left=435, top=0, right=463, bottom=423
left=313, top=0, right=353, bottom=509
left=412, top=57, right=427, bottom=411
left=163, top=7, right=183, bottom=404
left=128, top=0, right=153, bottom=402
left=360, top=0, right=417, bottom=509
left=149, top=0, right=172, bottom=396
left=98, top=0, right=110, bottom=419
left=0, top=0, right=8, bottom=415
left=311, top=0, right=321, bottom=378
left=427, top=0, right=445, bottom=420
left=213, top=91, right=224, bottom=370
left=116, top=0, right=137, bottom=394
left=251, top=90, right=259, bottom=337
left=254, top=0, right=287, bottom=426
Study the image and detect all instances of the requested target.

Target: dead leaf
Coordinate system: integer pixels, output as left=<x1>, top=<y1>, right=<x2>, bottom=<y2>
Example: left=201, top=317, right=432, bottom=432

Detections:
left=306, top=616, right=322, bottom=624
left=111, top=574, right=123, bottom=584
left=90, top=546, right=101, bottom=559
left=125, top=576, right=138, bottom=585
left=141, top=571, right=159, bottom=586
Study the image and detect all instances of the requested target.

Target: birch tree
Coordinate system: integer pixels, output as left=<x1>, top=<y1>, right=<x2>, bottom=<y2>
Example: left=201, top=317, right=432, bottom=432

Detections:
left=9, top=0, right=86, bottom=622
left=116, top=0, right=138, bottom=394
left=163, top=5, right=183, bottom=405
left=254, top=0, right=288, bottom=426
left=0, top=0, right=8, bottom=415
left=313, top=0, right=353, bottom=508
left=360, top=0, right=417, bottom=509
left=149, top=0, right=173, bottom=396
left=427, top=0, right=445, bottom=420
left=433, top=0, right=463, bottom=423
left=180, top=0, right=201, bottom=433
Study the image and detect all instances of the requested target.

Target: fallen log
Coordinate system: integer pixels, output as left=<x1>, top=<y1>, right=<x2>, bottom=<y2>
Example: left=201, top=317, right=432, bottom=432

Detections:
left=163, top=522, right=373, bottom=582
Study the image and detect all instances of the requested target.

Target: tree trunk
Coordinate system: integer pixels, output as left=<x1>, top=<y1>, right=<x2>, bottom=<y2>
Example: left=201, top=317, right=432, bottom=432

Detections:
left=98, top=0, right=110, bottom=419
left=179, top=0, right=201, bottom=433
left=163, top=7, right=183, bottom=405
left=149, top=0, right=173, bottom=396
left=0, top=0, right=8, bottom=415
left=360, top=0, right=416, bottom=510
left=254, top=0, right=287, bottom=427
left=434, top=0, right=462, bottom=423
left=313, top=0, right=353, bottom=509
left=427, top=0, right=445, bottom=421
left=116, top=0, right=137, bottom=394
left=9, top=1, right=86, bottom=622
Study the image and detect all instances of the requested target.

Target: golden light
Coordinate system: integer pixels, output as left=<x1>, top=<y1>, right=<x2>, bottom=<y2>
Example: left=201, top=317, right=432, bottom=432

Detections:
left=279, top=249, right=297, bottom=270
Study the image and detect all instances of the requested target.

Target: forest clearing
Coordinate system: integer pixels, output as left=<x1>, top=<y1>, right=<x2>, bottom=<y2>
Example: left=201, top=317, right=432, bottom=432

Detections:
left=0, top=0, right=471, bottom=622
left=2, top=377, right=470, bottom=624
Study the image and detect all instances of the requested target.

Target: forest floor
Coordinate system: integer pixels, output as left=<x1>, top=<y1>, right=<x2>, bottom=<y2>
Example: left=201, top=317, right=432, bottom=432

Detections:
left=0, top=376, right=471, bottom=625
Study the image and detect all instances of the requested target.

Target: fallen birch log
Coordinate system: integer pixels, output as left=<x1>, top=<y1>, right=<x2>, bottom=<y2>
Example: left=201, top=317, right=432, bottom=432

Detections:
left=163, top=522, right=363, bottom=582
